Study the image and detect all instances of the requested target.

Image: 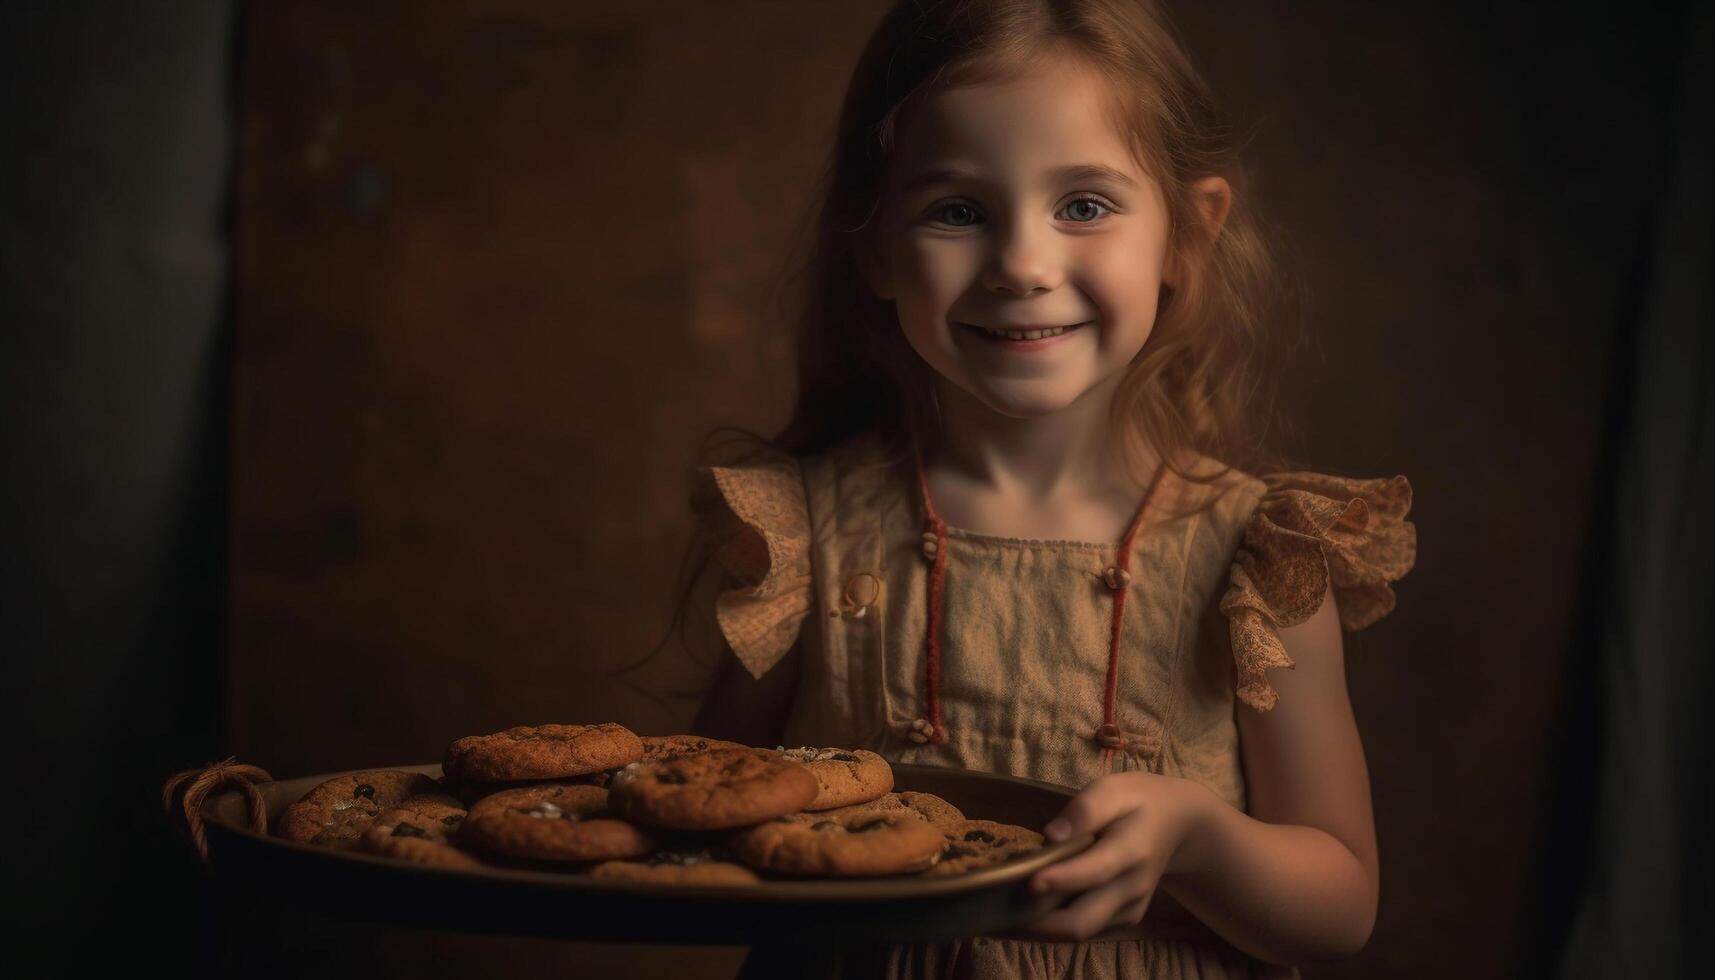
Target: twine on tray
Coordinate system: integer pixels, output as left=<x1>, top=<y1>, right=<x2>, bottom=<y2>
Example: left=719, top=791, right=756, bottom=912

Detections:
left=161, top=756, right=273, bottom=862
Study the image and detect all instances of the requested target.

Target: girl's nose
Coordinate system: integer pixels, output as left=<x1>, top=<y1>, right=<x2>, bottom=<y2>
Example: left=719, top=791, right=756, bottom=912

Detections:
left=980, top=220, right=1064, bottom=296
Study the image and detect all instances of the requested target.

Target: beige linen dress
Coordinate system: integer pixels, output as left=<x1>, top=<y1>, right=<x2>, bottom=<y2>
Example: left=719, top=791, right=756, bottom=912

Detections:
left=687, top=427, right=1417, bottom=980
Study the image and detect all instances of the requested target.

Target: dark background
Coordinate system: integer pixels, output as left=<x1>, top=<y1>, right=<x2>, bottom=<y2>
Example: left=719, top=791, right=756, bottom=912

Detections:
left=4, top=1, right=1707, bottom=977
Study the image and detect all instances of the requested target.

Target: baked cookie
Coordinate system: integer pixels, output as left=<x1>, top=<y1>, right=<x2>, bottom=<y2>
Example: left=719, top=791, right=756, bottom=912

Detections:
left=777, top=747, right=893, bottom=810
left=568, top=735, right=751, bottom=789
left=643, top=735, right=748, bottom=759
left=812, top=789, right=965, bottom=832
left=441, top=773, right=544, bottom=805
left=359, top=800, right=484, bottom=869
left=608, top=747, right=818, bottom=831
left=729, top=809, right=946, bottom=876
left=277, top=770, right=441, bottom=849
left=443, top=723, right=643, bottom=783
left=590, top=848, right=760, bottom=886
left=459, top=784, right=655, bottom=862
left=396, top=791, right=467, bottom=812
left=922, top=819, right=1044, bottom=876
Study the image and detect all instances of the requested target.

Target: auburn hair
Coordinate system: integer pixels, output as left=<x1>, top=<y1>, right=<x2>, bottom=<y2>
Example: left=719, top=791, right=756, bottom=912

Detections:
left=626, top=0, right=1289, bottom=691
left=747, top=0, right=1284, bottom=486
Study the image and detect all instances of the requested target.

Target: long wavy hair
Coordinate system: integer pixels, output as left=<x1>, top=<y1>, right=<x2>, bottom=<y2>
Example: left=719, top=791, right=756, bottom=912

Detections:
left=760, top=0, right=1281, bottom=479
left=623, top=0, right=1290, bottom=696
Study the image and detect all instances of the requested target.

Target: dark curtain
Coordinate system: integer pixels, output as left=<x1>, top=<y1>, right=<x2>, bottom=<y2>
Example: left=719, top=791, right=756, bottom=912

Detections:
left=1536, top=2, right=1714, bottom=977
left=0, top=2, right=233, bottom=973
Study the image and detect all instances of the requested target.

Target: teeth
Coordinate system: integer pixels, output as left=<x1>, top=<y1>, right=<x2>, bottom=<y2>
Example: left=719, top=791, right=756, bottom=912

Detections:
left=980, top=324, right=1074, bottom=340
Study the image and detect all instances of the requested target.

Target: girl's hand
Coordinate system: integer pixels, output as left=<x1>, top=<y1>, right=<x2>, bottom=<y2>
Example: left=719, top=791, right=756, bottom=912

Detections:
left=1019, top=770, right=1218, bottom=940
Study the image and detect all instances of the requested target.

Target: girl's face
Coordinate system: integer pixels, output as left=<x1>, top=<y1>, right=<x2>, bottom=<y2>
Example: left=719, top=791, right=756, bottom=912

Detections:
left=867, top=53, right=1173, bottom=421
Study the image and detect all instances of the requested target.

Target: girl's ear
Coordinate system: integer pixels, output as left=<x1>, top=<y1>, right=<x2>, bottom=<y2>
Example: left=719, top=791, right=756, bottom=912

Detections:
left=1163, top=175, right=1232, bottom=288
left=1192, top=175, right=1233, bottom=237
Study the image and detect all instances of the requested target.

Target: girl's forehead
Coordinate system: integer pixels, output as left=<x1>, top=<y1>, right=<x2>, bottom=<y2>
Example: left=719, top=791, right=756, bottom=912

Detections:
left=889, top=60, right=1147, bottom=190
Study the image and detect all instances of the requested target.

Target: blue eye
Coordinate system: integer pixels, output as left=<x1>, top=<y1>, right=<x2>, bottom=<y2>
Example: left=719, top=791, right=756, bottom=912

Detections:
left=934, top=202, right=981, bottom=227
left=1060, top=197, right=1114, bottom=222
left=924, top=195, right=1116, bottom=228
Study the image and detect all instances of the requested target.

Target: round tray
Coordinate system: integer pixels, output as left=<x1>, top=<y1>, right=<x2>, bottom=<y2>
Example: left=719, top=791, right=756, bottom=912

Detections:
left=202, top=761, right=1096, bottom=946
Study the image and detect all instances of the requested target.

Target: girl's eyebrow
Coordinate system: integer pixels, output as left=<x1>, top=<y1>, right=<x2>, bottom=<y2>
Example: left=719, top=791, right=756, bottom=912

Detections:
left=901, top=163, right=1139, bottom=195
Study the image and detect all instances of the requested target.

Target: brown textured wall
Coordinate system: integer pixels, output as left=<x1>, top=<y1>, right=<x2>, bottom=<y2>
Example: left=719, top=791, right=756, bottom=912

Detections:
left=229, top=2, right=1671, bottom=976
left=230, top=0, right=883, bottom=769
left=230, top=2, right=890, bottom=975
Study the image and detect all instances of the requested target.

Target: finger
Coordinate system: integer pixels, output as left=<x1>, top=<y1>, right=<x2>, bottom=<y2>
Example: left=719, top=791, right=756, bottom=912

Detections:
left=1031, top=807, right=1150, bottom=894
left=1042, top=775, right=1152, bottom=844
left=1023, top=866, right=1155, bottom=941
left=1042, top=773, right=1136, bottom=842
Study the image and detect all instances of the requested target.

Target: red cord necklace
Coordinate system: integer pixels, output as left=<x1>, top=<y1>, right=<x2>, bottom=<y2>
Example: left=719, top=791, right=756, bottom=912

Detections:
left=909, top=445, right=1168, bottom=766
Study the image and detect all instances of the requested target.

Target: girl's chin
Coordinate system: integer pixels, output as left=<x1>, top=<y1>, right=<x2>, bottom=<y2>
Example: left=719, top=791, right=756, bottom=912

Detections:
left=959, top=384, right=1095, bottom=420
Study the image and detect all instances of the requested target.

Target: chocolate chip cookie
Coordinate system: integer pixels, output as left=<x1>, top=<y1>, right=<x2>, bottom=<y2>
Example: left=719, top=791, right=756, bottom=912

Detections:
left=643, top=734, right=748, bottom=759
left=277, top=770, right=442, bottom=849
left=922, top=819, right=1044, bottom=876
left=590, top=847, right=761, bottom=886
left=565, top=735, right=752, bottom=790
left=443, top=723, right=644, bottom=783
left=729, top=809, right=946, bottom=876
left=359, top=800, right=484, bottom=869
left=608, top=747, right=818, bottom=831
left=816, top=790, right=966, bottom=831
left=777, top=746, right=893, bottom=810
left=459, top=784, right=656, bottom=862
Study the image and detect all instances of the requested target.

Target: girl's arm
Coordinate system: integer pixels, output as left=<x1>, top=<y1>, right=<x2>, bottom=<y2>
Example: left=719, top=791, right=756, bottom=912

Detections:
left=690, top=639, right=803, bottom=748
left=1159, top=583, right=1379, bottom=963
left=1027, top=584, right=1379, bottom=965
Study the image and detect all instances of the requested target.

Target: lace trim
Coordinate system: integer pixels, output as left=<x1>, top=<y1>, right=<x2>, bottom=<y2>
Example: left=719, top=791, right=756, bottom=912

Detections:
left=1220, top=472, right=1417, bottom=711
left=689, top=451, right=814, bottom=679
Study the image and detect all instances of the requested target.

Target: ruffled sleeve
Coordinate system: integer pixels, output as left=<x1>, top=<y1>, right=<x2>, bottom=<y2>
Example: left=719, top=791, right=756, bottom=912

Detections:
left=688, top=447, right=815, bottom=680
left=1219, top=471, right=1417, bottom=711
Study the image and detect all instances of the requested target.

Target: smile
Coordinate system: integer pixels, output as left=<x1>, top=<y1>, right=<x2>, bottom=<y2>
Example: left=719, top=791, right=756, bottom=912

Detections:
left=960, top=321, right=1088, bottom=347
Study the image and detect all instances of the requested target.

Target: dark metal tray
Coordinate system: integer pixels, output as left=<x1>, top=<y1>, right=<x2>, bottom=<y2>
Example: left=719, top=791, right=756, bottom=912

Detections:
left=202, top=761, right=1099, bottom=946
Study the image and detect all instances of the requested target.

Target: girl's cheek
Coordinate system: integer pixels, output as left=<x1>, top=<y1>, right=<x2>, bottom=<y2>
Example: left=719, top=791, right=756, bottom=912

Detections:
left=931, top=247, right=990, bottom=306
left=904, top=251, right=970, bottom=309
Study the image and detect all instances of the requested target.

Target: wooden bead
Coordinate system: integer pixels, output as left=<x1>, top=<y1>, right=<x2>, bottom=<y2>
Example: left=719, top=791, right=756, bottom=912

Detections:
left=1092, top=723, right=1127, bottom=750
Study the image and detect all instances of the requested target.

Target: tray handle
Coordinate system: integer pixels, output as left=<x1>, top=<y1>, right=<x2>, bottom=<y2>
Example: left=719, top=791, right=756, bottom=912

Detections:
left=161, top=756, right=273, bottom=861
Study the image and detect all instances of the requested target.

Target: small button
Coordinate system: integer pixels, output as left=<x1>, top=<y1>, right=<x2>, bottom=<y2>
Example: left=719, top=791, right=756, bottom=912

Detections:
left=1101, top=566, right=1132, bottom=591
left=844, top=572, right=881, bottom=609
left=836, top=572, right=882, bottom=619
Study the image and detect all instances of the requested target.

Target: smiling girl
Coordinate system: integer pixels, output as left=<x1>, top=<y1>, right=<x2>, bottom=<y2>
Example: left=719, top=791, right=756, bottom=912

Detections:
left=682, top=1, right=1417, bottom=977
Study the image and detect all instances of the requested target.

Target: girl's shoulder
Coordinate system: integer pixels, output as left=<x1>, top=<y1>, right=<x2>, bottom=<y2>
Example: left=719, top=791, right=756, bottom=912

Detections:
left=687, top=427, right=887, bottom=537
left=1170, top=451, right=1415, bottom=570
left=1160, top=452, right=1271, bottom=526
left=683, top=426, right=899, bottom=680
left=686, top=435, right=817, bottom=680
left=1210, top=459, right=1419, bottom=712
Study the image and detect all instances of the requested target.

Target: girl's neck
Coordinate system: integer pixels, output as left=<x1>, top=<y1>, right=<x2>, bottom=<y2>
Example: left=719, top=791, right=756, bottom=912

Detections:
left=928, top=374, right=1154, bottom=508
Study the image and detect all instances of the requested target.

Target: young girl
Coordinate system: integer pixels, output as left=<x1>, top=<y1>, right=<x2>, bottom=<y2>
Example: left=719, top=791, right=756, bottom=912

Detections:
left=676, top=1, right=1417, bottom=976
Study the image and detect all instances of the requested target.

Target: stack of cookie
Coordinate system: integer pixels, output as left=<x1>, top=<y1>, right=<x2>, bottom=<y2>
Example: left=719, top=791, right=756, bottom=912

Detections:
left=275, top=769, right=484, bottom=869
left=273, top=722, right=1044, bottom=884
